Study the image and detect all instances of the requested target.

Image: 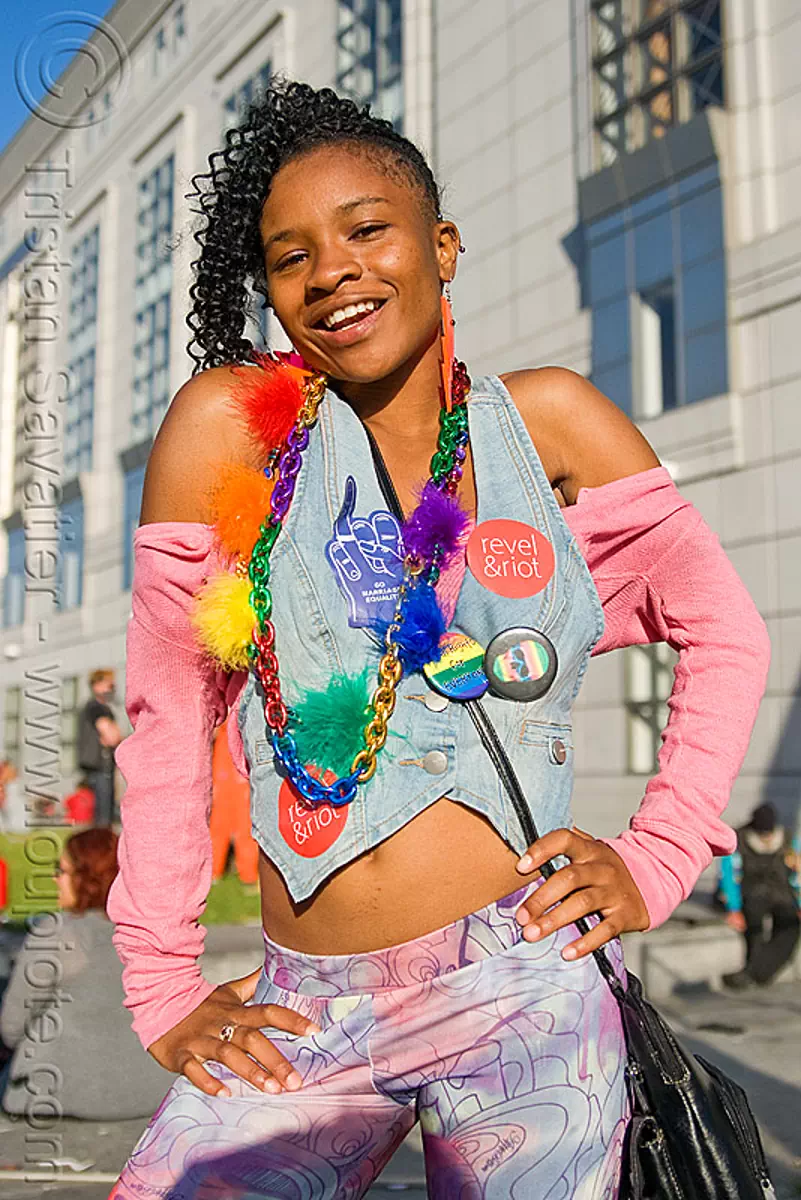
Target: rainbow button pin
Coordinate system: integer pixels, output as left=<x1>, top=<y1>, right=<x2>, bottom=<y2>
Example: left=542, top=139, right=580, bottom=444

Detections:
left=423, top=631, right=489, bottom=700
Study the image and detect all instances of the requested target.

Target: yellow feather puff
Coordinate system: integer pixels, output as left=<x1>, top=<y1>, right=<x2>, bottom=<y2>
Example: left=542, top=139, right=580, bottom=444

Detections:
left=190, top=571, right=256, bottom=670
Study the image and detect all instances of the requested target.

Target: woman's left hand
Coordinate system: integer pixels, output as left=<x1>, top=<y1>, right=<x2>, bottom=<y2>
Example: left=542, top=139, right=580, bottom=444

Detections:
left=515, top=826, right=650, bottom=959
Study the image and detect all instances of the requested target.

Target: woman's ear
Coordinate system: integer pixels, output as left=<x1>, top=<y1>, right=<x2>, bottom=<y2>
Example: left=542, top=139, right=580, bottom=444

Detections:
left=435, top=221, right=461, bottom=285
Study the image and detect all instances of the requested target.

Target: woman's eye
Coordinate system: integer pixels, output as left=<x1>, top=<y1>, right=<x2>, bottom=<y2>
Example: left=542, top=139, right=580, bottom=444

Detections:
left=275, top=252, right=306, bottom=271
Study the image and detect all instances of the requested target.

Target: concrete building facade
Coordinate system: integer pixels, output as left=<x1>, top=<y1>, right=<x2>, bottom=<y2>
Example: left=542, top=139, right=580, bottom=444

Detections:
left=0, top=0, right=798, bottom=857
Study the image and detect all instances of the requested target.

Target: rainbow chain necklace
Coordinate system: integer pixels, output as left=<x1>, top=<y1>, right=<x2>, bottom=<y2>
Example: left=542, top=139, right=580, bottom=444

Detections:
left=234, top=360, right=471, bottom=808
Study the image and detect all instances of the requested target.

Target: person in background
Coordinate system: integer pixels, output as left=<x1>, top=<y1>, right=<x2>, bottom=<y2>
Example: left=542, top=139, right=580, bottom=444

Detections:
left=720, top=801, right=801, bottom=989
left=210, top=716, right=259, bottom=888
left=78, top=669, right=123, bottom=827
left=0, top=760, right=26, bottom=834
left=0, top=828, right=173, bottom=1119
left=64, top=776, right=96, bottom=825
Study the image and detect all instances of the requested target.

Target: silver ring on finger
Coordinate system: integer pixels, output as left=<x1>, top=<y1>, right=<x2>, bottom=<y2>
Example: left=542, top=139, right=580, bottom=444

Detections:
left=219, top=1023, right=237, bottom=1043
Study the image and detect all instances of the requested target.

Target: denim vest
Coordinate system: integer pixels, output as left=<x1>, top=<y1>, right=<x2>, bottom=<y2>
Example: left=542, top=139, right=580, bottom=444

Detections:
left=238, top=374, right=605, bottom=901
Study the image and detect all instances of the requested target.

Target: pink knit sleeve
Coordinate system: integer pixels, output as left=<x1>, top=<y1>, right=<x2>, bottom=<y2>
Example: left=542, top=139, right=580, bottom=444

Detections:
left=105, top=522, right=245, bottom=1050
left=563, top=467, right=771, bottom=929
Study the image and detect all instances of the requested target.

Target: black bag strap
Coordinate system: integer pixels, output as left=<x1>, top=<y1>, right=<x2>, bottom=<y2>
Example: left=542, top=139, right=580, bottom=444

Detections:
left=466, top=698, right=627, bottom=1002
left=362, top=424, right=626, bottom=1004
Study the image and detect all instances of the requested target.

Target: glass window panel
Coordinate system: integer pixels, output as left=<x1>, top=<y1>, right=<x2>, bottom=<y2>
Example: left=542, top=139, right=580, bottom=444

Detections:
left=625, top=644, right=678, bottom=774
left=336, top=0, right=403, bottom=131
left=65, top=227, right=99, bottom=480
left=56, top=497, right=84, bottom=612
left=684, top=325, right=728, bottom=404
left=681, top=254, right=726, bottom=333
left=633, top=210, right=673, bottom=290
left=591, top=296, right=631, bottom=369
left=133, top=155, right=174, bottom=438
left=123, top=465, right=147, bottom=590
left=678, top=185, right=724, bottom=264
left=592, top=1, right=723, bottom=166
left=686, top=0, right=722, bottom=61
left=592, top=1, right=625, bottom=57
left=642, top=283, right=677, bottom=411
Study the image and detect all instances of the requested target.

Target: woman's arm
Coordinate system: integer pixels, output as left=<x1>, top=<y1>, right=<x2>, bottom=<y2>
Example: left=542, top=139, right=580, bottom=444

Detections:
left=106, top=367, right=320, bottom=1094
left=503, top=369, right=770, bottom=952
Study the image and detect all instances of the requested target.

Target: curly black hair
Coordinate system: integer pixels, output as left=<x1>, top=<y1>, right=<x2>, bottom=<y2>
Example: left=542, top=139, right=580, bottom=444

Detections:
left=185, top=78, right=443, bottom=374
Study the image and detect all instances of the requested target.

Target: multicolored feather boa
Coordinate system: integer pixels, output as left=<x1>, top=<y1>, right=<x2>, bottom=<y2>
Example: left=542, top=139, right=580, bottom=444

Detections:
left=190, top=350, right=469, bottom=790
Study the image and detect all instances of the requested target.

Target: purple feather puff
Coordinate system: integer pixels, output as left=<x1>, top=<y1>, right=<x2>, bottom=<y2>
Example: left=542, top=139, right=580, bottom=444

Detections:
left=402, top=481, right=470, bottom=568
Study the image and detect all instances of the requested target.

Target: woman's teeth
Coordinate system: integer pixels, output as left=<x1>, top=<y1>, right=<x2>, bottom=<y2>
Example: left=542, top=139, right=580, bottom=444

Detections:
left=322, top=299, right=381, bottom=330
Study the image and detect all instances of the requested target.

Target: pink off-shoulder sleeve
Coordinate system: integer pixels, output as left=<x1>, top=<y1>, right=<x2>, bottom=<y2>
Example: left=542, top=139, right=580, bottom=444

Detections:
left=562, top=467, right=771, bottom=929
left=106, top=522, right=247, bottom=1050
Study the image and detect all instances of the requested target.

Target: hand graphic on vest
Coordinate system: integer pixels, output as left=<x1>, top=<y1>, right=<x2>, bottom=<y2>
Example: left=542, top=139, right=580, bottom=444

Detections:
left=325, top=476, right=404, bottom=626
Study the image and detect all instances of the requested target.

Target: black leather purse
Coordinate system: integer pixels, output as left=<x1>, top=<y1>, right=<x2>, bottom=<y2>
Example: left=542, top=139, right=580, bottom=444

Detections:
left=465, top=699, right=777, bottom=1199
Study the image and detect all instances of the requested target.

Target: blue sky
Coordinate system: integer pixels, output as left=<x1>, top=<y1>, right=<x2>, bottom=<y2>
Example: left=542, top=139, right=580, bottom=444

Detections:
left=1, top=2, right=114, bottom=155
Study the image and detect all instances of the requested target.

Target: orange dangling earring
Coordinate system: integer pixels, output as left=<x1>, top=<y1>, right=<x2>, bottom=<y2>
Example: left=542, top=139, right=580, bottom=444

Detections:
left=440, top=280, right=455, bottom=413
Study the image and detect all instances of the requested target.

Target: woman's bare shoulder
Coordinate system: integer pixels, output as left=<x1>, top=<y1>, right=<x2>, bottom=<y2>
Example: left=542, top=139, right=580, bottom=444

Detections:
left=139, top=364, right=264, bottom=525
left=500, top=367, right=660, bottom=505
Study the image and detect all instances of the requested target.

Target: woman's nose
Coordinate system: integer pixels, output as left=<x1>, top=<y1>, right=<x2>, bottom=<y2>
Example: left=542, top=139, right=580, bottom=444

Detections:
left=305, top=247, right=363, bottom=298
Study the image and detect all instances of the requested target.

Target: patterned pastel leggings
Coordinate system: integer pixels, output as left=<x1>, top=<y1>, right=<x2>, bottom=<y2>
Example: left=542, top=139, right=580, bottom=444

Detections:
left=109, top=879, right=629, bottom=1199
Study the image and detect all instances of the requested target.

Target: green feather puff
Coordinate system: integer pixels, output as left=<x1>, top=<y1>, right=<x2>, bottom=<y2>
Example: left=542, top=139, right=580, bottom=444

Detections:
left=289, top=670, right=373, bottom=778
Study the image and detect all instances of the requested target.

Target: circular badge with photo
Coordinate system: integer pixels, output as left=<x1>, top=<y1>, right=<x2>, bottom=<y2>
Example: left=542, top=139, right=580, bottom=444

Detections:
left=484, top=627, right=558, bottom=701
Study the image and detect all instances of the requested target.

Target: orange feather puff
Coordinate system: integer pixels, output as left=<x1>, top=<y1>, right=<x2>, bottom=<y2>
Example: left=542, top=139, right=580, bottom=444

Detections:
left=227, top=351, right=306, bottom=451
left=209, top=461, right=275, bottom=560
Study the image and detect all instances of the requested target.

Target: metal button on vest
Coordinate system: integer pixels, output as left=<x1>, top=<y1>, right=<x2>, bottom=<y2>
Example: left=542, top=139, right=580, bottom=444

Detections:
left=424, top=691, right=450, bottom=713
left=550, top=738, right=567, bottom=765
left=422, top=750, right=448, bottom=775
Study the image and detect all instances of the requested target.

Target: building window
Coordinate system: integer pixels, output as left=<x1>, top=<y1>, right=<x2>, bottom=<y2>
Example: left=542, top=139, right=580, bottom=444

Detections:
left=56, top=496, right=84, bottom=612
left=631, top=280, right=677, bottom=417
left=591, top=1, right=724, bottom=169
left=625, top=643, right=678, bottom=774
left=132, top=156, right=173, bottom=439
left=337, top=0, right=404, bottom=130
left=123, top=464, right=146, bottom=590
left=12, top=298, right=41, bottom=512
left=153, top=3, right=187, bottom=75
left=587, top=165, right=728, bottom=414
left=65, top=225, right=99, bottom=480
left=4, top=686, right=21, bottom=761
left=85, top=89, right=114, bottom=153
left=222, top=61, right=272, bottom=133
left=61, top=676, right=79, bottom=774
left=3, top=527, right=25, bottom=629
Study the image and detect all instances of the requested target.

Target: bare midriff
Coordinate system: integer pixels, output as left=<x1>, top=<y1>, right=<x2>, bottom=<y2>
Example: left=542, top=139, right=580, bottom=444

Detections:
left=258, top=797, right=540, bottom=954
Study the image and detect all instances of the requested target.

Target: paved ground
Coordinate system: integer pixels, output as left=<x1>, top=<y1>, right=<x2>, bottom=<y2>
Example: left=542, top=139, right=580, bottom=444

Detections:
left=0, top=921, right=798, bottom=1197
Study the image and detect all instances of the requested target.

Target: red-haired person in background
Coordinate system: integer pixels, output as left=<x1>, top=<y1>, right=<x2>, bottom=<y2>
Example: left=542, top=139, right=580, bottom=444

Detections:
left=0, top=829, right=172, bottom=1119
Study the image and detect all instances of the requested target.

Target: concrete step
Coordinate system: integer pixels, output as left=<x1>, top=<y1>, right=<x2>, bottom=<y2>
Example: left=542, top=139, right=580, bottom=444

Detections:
left=622, top=901, right=801, bottom=1001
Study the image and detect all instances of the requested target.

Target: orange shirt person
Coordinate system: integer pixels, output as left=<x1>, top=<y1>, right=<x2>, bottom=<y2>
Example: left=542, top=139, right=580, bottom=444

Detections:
left=210, top=716, right=258, bottom=886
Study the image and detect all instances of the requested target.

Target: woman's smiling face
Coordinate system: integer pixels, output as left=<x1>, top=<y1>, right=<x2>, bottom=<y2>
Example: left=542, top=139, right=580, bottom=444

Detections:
left=260, top=144, right=459, bottom=384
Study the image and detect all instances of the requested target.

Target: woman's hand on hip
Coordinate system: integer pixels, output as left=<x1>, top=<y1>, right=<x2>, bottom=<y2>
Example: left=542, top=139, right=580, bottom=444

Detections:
left=147, top=967, right=321, bottom=1098
left=514, top=826, right=650, bottom=959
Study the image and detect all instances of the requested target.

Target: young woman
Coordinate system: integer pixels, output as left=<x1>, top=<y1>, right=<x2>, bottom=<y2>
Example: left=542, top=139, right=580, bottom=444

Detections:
left=107, top=80, right=770, bottom=1198
left=0, top=829, right=170, bottom=1119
